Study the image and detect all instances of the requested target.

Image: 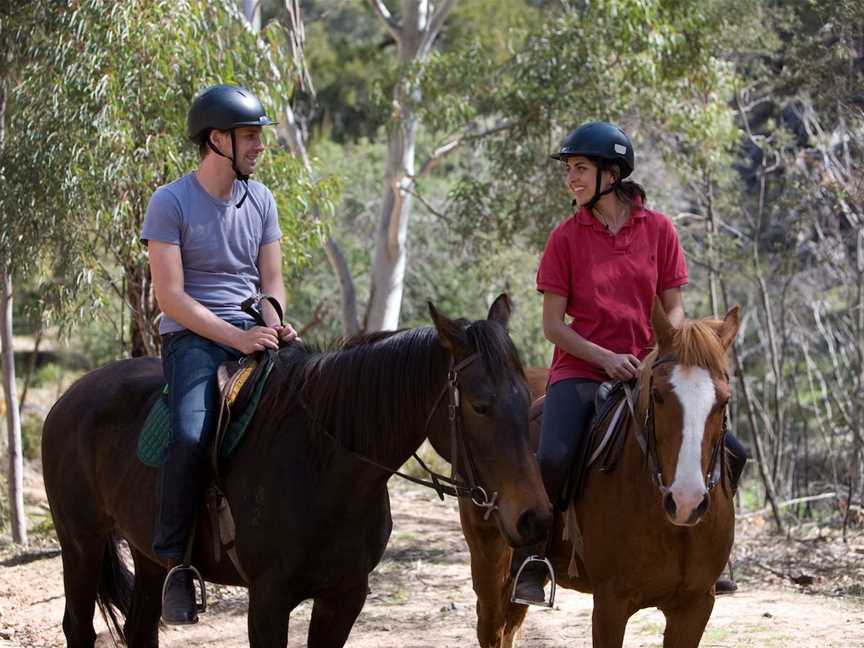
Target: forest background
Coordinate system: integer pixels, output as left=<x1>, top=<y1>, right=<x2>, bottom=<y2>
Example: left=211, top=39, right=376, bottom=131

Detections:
left=0, top=0, right=862, bottom=552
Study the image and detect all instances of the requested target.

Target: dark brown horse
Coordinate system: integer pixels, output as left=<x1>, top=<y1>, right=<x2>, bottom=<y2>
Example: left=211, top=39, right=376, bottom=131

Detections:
left=458, top=299, right=741, bottom=647
left=42, top=295, right=551, bottom=648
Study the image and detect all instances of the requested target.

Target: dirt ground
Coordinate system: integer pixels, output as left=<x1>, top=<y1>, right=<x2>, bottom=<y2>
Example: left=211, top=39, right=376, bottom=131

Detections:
left=2, top=464, right=864, bottom=648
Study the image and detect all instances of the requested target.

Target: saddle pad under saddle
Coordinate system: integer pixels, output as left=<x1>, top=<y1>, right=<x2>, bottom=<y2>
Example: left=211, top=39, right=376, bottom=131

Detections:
left=137, top=360, right=275, bottom=467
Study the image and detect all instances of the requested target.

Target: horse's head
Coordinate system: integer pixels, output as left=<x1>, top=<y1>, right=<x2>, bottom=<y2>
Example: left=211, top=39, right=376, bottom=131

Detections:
left=641, top=297, right=740, bottom=527
left=428, top=294, right=552, bottom=547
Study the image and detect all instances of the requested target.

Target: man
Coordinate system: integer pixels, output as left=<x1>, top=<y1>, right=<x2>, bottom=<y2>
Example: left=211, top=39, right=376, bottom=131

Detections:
left=141, top=84, right=298, bottom=624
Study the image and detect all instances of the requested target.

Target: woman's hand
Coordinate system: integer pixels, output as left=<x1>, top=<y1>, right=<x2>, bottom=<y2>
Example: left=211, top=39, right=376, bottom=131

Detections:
left=600, top=352, right=641, bottom=381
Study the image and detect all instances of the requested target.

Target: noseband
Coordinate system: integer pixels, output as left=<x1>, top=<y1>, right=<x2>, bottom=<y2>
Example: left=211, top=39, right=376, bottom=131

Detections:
left=626, top=354, right=728, bottom=496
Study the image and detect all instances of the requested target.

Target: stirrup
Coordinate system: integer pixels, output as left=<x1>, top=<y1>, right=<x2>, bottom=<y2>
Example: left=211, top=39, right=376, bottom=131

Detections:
left=162, top=564, right=208, bottom=617
left=511, top=555, right=556, bottom=608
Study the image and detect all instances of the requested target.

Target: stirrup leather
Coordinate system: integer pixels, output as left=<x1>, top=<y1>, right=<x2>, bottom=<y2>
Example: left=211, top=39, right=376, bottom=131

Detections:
left=511, top=555, right=556, bottom=608
left=162, top=564, right=208, bottom=621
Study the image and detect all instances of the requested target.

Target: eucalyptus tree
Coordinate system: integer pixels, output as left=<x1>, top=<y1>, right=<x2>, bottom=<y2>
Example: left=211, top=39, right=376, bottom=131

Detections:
left=2, top=0, right=335, bottom=358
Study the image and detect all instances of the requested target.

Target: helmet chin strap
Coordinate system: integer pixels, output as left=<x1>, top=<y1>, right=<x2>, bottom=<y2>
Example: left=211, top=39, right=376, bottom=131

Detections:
left=206, top=129, right=251, bottom=208
left=583, top=167, right=618, bottom=211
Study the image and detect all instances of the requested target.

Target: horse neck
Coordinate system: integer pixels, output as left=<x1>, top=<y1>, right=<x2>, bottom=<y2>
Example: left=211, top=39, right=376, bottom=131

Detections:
left=307, top=329, right=452, bottom=470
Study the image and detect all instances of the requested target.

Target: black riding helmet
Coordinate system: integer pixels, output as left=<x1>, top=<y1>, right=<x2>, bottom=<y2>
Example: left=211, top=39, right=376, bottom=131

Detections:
left=551, top=122, right=634, bottom=209
left=187, top=84, right=278, bottom=207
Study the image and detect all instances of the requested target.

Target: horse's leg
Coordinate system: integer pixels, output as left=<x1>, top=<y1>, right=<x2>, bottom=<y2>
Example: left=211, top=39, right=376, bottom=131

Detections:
left=591, top=592, right=631, bottom=648
left=461, top=503, right=523, bottom=648
left=247, top=572, right=297, bottom=648
left=660, top=592, right=715, bottom=648
left=123, top=547, right=166, bottom=648
left=307, top=580, right=368, bottom=648
left=57, top=529, right=107, bottom=648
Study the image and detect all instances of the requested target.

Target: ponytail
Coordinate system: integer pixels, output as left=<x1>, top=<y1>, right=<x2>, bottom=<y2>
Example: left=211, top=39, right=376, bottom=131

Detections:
left=596, top=158, right=647, bottom=207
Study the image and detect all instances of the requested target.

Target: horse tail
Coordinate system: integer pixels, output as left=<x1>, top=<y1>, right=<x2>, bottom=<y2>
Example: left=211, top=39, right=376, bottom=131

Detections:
left=96, top=533, right=134, bottom=643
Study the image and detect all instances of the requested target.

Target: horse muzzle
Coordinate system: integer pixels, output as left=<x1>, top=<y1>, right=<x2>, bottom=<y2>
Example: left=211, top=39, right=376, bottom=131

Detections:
left=663, top=489, right=710, bottom=527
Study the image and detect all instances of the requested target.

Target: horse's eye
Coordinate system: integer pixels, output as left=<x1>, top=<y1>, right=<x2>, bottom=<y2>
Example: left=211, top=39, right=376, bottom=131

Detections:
left=472, top=402, right=492, bottom=416
left=652, top=389, right=664, bottom=404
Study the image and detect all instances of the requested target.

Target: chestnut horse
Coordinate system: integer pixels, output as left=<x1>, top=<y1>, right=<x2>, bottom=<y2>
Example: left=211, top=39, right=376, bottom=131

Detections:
left=458, top=300, right=740, bottom=648
left=42, top=295, right=551, bottom=648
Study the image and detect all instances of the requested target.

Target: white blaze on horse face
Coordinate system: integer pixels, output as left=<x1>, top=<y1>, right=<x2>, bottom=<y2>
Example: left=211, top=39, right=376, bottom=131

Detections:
left=668, top=365, right=716, bottom=523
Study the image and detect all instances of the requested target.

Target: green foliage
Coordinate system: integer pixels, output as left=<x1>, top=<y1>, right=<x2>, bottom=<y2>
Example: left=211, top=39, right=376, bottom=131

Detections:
left=0, top=0, right=336, bottom=341
left=411, top=0, right=745, bottom=248
left=20, top=414, right=42, bottom=461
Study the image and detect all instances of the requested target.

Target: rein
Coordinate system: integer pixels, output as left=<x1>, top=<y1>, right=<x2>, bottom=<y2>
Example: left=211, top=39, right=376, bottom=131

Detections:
left=347, top=352, right=500, bottom=521
left=624, top=354, right=728, bottom=496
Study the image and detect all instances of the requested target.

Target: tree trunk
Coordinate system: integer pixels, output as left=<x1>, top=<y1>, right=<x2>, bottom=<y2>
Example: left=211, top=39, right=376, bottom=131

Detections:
left=251, top=1, right=360, bottom=337
left=243, top=0, right=261, bottom=32
left=126, top=260, right=159, bottom=357
left=278, top=104, right=360, bottom=336
left=1, top=265, right=27, bottom=545
left=365, top=0, right=454, bottom=331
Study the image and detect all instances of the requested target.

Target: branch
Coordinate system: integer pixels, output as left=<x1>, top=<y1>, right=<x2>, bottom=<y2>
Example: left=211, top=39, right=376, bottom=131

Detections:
left=417, top=0, right=456, bottom=59
left=367, top=0, right=401, bottom=43
left=737, top=491, right=839, bottom=519
left=405, top=187, right=452, bottom=224
left=414, top=119, right=518, bottom=179
left=298, top=301, right=325, bottom=338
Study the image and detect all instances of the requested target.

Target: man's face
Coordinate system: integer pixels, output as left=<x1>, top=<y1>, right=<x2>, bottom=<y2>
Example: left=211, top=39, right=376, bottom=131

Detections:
left=211, top=126, right=265, bottom=175
left=232, top=126, right=265, bottom=175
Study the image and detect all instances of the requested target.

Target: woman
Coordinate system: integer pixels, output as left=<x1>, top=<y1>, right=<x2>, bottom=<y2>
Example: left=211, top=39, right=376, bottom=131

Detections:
left=512, top=122, right=747, bottom=605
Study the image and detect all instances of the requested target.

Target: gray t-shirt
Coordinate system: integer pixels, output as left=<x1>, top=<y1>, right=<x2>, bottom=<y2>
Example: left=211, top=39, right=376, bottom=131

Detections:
left=141, top=173, right=282, bottom=334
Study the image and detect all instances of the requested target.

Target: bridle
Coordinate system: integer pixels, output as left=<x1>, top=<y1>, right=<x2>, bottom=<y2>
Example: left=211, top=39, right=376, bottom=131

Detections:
left=625, top=353, right=729, bottom=496
left=349, top=352, right=501, bottom=521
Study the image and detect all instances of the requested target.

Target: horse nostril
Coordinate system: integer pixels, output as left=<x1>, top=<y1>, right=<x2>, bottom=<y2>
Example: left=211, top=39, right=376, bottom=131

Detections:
left=516, top=509, right=549, bottom=545
left=696, top=493, right=710, bottom=517
left=663, top=492, right=677, bottom=517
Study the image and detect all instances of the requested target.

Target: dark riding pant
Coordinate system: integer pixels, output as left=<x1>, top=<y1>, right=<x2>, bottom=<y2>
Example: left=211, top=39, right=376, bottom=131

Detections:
left=537, top=378, right=601, bottom=512
left=153, top=321, right=250, bottom=562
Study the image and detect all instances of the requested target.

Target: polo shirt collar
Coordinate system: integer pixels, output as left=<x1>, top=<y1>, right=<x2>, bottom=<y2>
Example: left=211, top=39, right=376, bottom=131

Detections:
left=573, top=196, right=646, bottom=229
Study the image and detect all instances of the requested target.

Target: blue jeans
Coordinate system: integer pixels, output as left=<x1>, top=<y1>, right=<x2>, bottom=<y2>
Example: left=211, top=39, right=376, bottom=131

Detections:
left=153, top=321, right=251, bottom=562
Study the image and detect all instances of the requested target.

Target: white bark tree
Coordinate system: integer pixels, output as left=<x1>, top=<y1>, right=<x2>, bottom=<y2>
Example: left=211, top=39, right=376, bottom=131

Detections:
left=365, top=0, right=455, bottom=331
left=0, top=68, right=28, bottom=545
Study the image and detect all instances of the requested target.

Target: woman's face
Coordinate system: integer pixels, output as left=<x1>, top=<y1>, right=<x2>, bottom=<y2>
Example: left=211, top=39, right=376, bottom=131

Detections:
left=563, top=156, right=616, bottom=205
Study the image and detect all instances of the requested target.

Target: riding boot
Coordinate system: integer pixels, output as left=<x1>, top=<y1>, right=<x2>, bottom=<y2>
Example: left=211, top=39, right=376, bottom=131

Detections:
left=510, top=536, right=551, bottom=606
left=726, top=432, right=748, bottom=495
left=162, top=566, right=198, bottom=624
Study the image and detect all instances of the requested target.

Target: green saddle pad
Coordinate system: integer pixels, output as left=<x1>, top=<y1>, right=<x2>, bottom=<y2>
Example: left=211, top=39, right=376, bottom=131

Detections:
left=137, top=361, right=275, bottom=467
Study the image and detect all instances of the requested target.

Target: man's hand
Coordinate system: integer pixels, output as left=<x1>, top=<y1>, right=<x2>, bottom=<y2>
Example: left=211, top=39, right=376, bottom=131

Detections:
left=275, top=322, right=300, bottom=344
left=600, top=352, right=642, bottom=381
left=233, top=326, right=280, bottom=355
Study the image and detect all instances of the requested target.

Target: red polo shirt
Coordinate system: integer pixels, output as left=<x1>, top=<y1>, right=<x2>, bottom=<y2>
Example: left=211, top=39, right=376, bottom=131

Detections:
left=537, top=201, right=688, bottom=385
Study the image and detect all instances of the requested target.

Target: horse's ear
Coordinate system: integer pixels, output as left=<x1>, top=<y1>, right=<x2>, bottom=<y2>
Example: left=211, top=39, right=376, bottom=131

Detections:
left=716, top=305, right=740, bottom=351
left=429, top=302, right=468, bottom=353
left=487, top=293, right=513, bottom=328
left=651, top=295, right=675, bottom=349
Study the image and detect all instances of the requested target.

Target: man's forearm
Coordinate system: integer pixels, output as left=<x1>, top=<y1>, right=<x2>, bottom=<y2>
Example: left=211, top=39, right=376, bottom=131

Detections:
left=157, top=289, right=243, bottom=348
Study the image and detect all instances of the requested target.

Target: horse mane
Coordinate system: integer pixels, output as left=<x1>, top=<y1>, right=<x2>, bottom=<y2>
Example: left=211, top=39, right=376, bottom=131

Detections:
left=259, top=318, right=522, bottom=462
left=642, top=317, right=729, bottom=375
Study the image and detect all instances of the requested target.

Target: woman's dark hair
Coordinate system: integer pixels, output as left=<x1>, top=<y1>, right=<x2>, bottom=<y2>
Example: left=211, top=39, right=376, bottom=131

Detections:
left=594, top=157, right=647, bottom=207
